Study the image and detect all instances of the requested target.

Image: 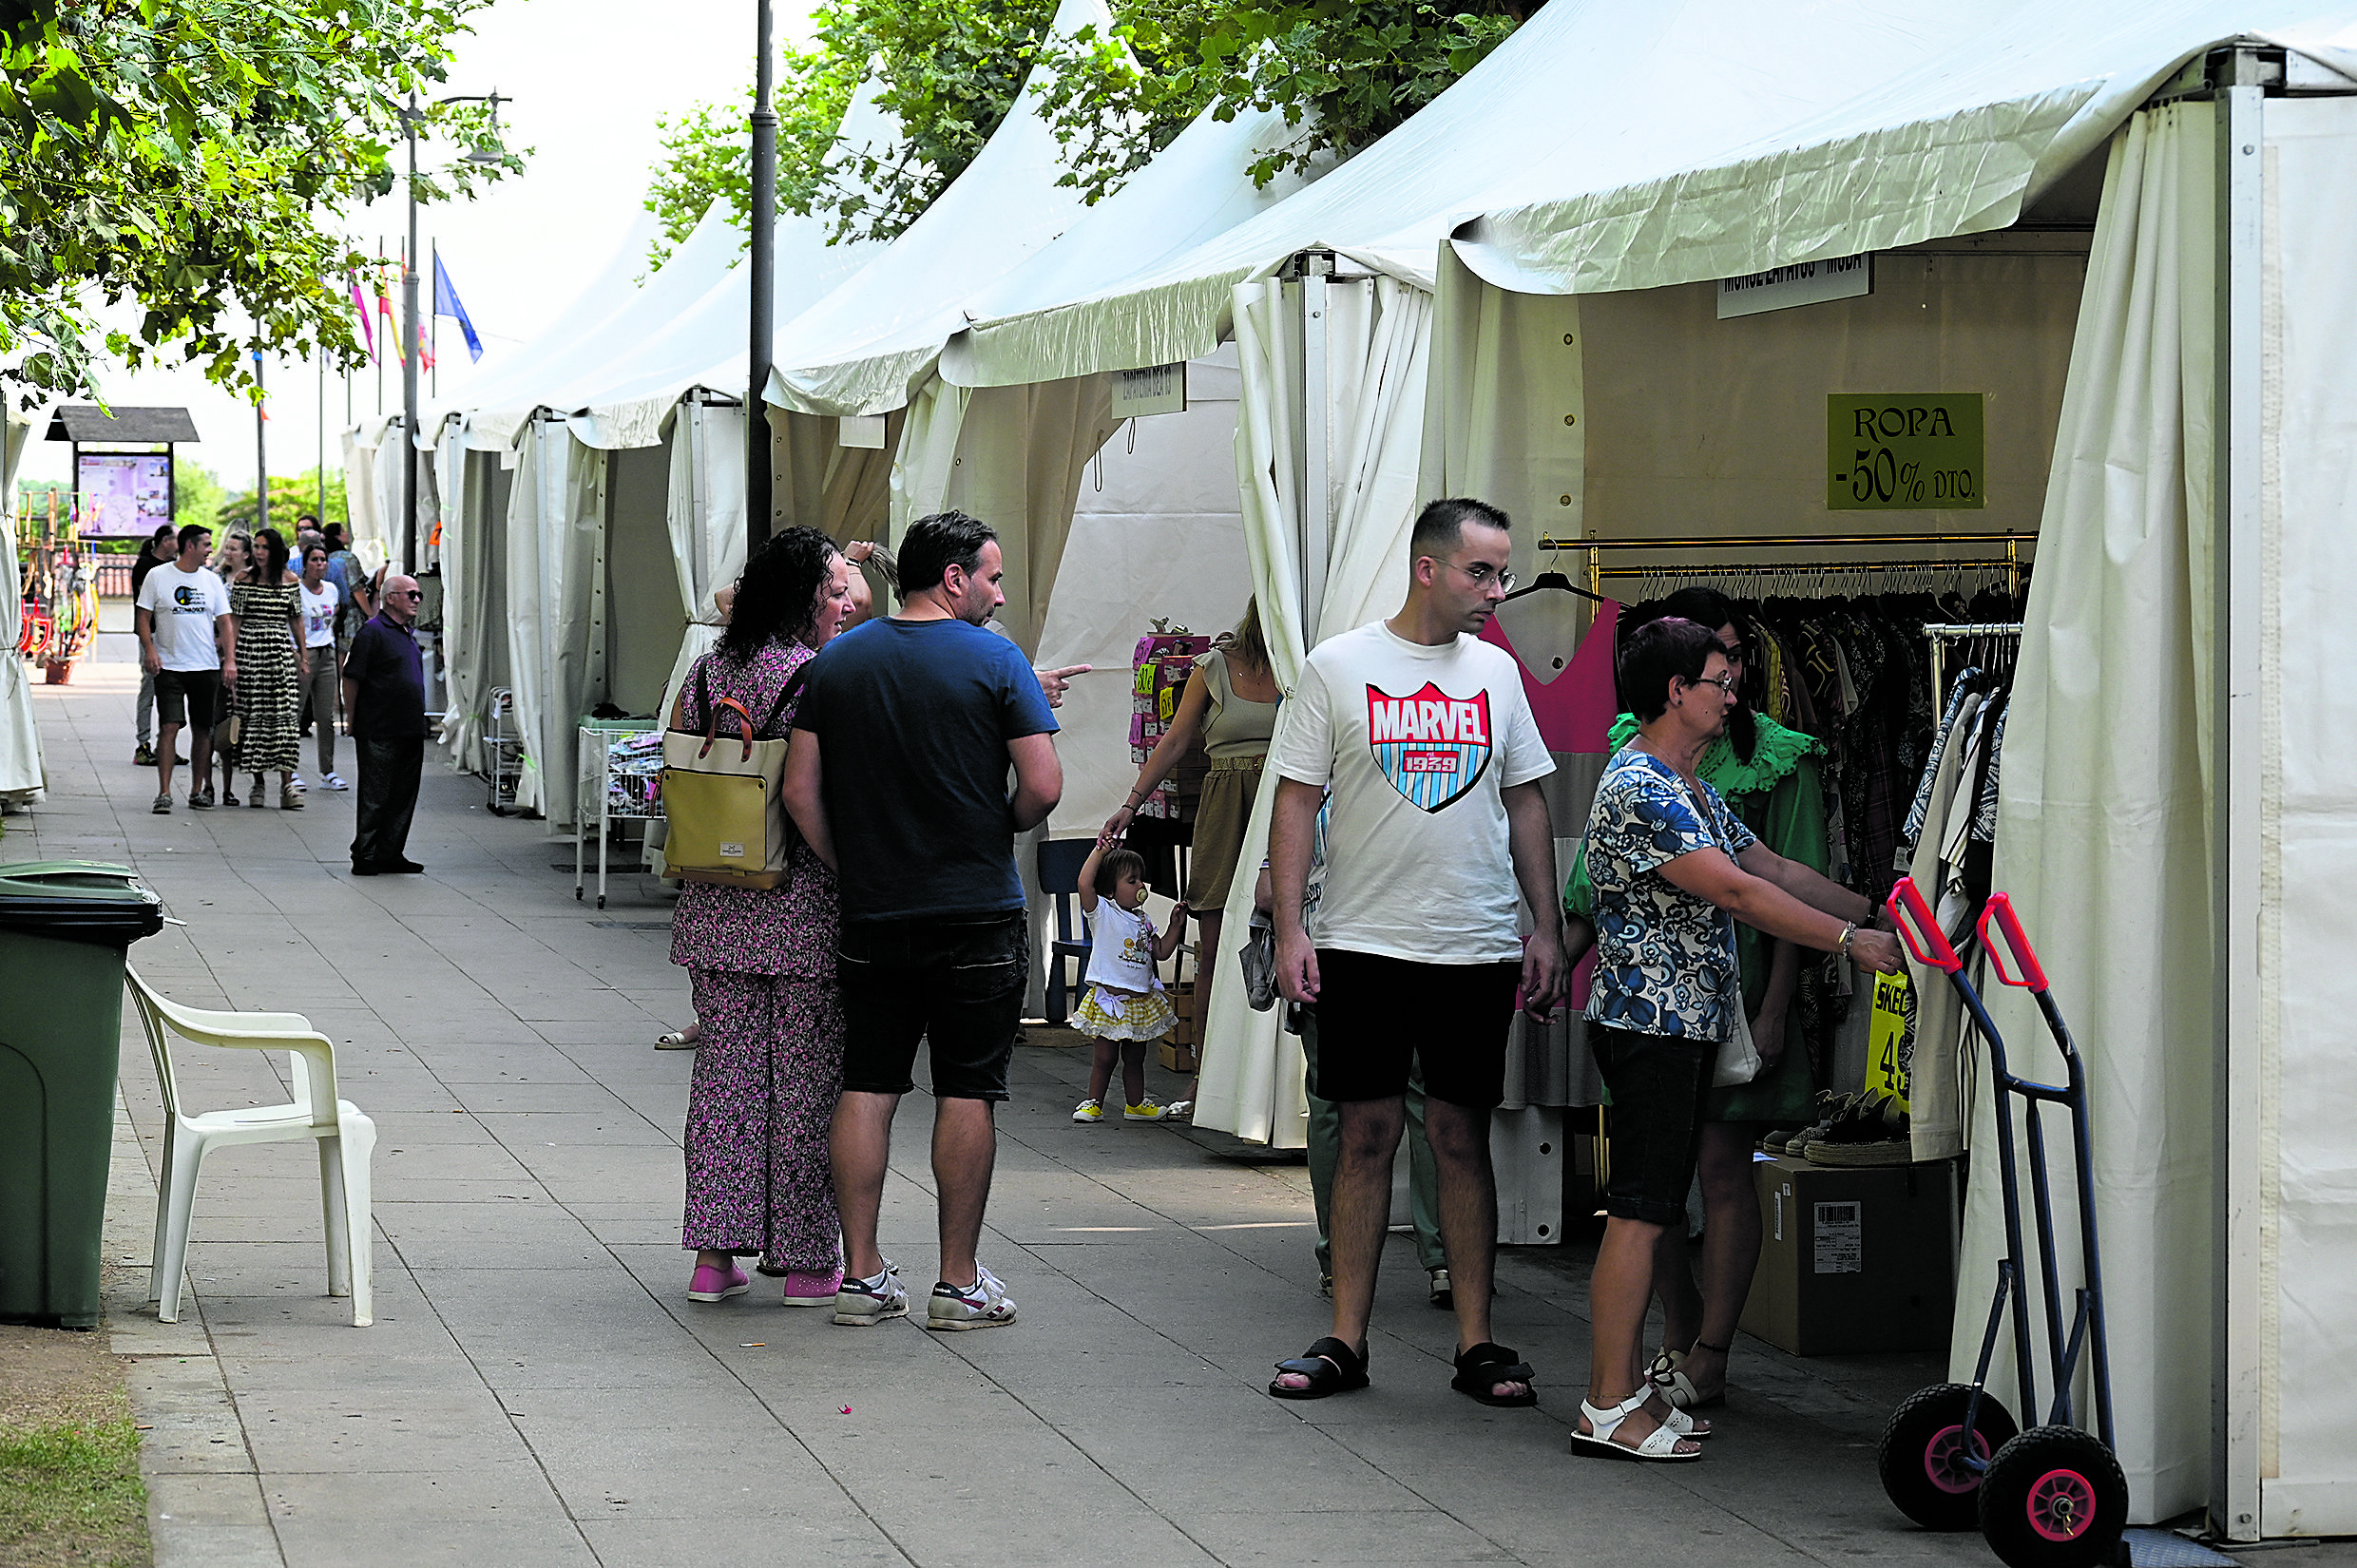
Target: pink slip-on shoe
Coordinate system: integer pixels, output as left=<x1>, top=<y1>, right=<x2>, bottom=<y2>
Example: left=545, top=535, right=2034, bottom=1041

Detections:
left=782, top=1269, right=845, bottom=1307
left=688, top=1262, right=750, bottom=1303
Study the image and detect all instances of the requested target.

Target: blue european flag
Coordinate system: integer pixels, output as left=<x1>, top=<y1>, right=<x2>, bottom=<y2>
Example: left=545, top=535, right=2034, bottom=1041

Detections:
left=431, top=253, right=484, bottom=363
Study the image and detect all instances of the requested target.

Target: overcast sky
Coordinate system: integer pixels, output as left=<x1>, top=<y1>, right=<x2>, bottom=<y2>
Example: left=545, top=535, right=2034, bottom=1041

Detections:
left=16, top=0, right=816, bottom=489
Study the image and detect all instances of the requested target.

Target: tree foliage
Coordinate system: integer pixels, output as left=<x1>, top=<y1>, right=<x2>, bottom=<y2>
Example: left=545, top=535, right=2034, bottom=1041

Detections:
left=642, top=0, right=1532, bottom=260
left=0, top=0, right=525, bottom=410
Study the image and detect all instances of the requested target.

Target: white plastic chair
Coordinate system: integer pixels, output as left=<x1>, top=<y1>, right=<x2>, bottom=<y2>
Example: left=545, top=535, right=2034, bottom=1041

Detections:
left=125, top=968, right=376, bottom=1327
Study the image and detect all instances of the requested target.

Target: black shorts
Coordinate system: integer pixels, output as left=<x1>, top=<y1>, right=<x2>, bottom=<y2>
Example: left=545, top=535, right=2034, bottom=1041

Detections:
left=838, top=913, right=1028, bottom=1101
left=1589, top=1021, right=1713, bottom=1227
left=1308, top=948, right=1521, bottom=1110
left=154, top=668, right=221, bottom=730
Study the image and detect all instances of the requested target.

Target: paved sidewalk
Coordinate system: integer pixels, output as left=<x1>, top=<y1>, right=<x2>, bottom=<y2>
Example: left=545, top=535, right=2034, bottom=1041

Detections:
left=23, top=649, right=2026, bottom=1568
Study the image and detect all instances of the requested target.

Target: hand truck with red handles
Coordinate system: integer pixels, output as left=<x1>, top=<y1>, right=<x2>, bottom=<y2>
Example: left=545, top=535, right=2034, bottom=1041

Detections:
left=1875, top=875, right=2130, bottom=1568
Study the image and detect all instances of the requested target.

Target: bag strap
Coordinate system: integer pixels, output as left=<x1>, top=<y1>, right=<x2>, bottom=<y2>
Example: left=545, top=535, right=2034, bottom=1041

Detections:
left=699, top=698, right=760, bottom=763
left=754, top=659, right=814, bottom=740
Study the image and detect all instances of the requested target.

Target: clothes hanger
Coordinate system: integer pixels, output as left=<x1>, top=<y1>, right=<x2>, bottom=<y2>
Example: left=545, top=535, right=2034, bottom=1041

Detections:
left=1501, top=568, right=1607, bottom=604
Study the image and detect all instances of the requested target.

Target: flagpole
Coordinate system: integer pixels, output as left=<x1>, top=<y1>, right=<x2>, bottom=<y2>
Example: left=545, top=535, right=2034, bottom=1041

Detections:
left=254, top=350, right=269, bottom=536
left=402, top=90, right=422, bottom=574
left=375, top=236, right=386, bottom=417
left=431, top=240, right=439, bottom=400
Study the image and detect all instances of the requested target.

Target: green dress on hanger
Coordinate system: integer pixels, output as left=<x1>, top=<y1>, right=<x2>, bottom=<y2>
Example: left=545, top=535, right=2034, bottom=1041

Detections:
left=1568, top=711, right=1831, bottom=1124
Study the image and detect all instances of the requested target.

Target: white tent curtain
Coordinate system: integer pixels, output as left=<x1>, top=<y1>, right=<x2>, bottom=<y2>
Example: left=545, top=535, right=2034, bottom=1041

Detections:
left=1195, top=271, right=1434, bottom=1147
left=776, top=409, right=901, bottom=547
left=2255, top=92, right=2357, bottom=1539
left=503, top=418, right=610, bottom=824
left=654, top=398, right=748, bottom=736
left=1963, top=102, right=2216, bottom=1523
left=889, top=374, right=1117, bottom=657
left=341, top=416, right=395, bottom=553
left=433, top=432, right=480, bottom=771
left=0, top=412, right=40, bottom=797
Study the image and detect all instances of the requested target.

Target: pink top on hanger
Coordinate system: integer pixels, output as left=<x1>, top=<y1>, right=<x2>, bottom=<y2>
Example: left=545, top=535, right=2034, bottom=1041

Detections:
left=1479, top=597, right=1619, bottom=755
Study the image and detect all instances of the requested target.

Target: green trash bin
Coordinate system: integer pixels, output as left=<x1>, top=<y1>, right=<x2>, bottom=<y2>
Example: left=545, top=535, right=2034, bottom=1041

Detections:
left=0, top=861, right=165, bottom=1329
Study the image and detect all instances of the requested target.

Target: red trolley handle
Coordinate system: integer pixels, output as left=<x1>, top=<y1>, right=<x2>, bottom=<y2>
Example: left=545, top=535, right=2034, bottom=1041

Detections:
left=1886, top=876, right=1960, bottom=973
left=1977, top=892, right=2050, bottom=992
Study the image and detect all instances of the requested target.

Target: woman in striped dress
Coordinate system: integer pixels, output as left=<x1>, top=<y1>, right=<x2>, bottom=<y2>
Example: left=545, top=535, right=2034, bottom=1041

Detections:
left=230, top=527, right=309, bottom=810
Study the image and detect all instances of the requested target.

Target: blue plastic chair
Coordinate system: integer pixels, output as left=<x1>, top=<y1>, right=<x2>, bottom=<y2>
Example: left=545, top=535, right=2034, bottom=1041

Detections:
left=1037, top=838, right=1095, bottom=1024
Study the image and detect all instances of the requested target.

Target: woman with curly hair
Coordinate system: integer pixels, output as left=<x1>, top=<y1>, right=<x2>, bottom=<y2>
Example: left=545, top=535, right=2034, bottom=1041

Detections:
left=670, top=526, right=856, bottom=1310
left=227, top=526, right=309, bottom=809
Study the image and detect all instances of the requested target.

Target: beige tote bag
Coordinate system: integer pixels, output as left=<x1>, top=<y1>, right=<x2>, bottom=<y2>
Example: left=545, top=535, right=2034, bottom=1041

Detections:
left=659, top=661, right=808, bottom=890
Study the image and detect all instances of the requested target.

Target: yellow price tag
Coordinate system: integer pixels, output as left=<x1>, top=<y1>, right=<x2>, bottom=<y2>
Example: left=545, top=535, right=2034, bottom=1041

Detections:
left=1865, top=968, right=1913, bottom=1113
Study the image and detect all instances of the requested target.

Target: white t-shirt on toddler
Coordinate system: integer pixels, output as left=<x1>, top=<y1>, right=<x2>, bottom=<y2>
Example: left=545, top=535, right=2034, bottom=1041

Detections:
left=1083, top=901, right=1159, bottom=993
left=1269, top=619, right=1552, bottom=965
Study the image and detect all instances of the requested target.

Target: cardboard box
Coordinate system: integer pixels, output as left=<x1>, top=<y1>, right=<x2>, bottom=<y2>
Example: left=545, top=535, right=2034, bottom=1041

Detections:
left=1156, top=983, right=1198, bottom=1072
left=1738, top=1154, right=1957, bottom=1356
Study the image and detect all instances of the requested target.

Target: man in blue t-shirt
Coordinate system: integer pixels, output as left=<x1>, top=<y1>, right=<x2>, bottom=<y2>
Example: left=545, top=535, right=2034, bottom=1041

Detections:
left=785, top=510, right=1061, bottom=1334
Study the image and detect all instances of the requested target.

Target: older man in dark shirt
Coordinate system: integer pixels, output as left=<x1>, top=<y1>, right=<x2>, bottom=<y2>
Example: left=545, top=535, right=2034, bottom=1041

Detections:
left=341, top=574, right=429, bottom=875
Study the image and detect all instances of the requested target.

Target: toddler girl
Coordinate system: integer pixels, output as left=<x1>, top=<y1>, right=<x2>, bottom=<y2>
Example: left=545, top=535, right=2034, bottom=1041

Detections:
left=1070, top=839, right=1189, bottom=1123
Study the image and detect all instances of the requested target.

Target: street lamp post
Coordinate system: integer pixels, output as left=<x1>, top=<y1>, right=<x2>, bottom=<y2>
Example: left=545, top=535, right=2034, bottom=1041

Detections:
left=400, top=90, right=508, bottom=575
left=748, top=0, right=776, bottom=559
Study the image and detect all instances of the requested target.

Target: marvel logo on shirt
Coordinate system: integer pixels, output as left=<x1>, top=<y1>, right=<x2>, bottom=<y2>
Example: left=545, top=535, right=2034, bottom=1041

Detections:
left=1271, top=621, right=1550, bottom=965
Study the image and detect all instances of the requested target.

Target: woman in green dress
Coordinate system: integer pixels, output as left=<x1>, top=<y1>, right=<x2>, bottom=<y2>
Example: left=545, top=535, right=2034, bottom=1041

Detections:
left=1568, top=586, right=1830, bottom=1411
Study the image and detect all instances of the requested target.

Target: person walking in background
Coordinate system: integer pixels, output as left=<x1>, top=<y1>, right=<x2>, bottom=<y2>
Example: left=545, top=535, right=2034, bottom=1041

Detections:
left=229, top=527, right=308, bottom=810
left=1266, top=497, right=1565, bottom=1408
left=130, top=523, right=180, bottom=767
left=783, top=510, right=1062, bottom=1334
left=1578, top=616, right=1905, bottom=1461
left=343, top=574, right=429, bottom=874
left=669, top=527, right=856, bottom=1310
left=296, top=544, right=346, bottom=790
left=205, top=527, right=254, bottom=804
left=1102, top=598, right=1278, bottom=1119
left=133, top=525, right=236, bottom=813
left=1067, top=837, right=1187, bottom=1125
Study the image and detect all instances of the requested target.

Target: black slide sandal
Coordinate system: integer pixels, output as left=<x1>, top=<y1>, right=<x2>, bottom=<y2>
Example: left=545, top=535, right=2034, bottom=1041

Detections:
left=1269, top=1336, right=1369, bottom=1400
left=1451, top=1342, right=1539, bottom=1407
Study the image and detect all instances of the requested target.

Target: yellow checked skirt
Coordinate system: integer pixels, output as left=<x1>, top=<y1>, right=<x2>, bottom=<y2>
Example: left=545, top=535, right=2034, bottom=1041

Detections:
left=1074, top=983, right=1178, bottom=1043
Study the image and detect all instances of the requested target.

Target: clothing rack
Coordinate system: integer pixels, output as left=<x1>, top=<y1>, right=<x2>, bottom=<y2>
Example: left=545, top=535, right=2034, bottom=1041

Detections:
left=1926, top=621, right=2023, bottom=710
left=1533, top=531, right=2034, bottom=600
left=1581, top=556, right=2025, bottom=604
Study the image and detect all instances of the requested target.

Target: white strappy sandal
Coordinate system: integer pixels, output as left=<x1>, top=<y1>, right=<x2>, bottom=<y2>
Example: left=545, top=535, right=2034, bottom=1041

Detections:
left=1574, top=1388, right=1705, bottom=1463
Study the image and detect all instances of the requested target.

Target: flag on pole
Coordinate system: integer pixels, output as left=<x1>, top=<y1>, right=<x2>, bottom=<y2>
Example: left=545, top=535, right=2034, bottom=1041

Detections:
left=374, top=265, right=404, bottom=367
left=432, top=252, right=485, bottom=363
left=348, top=275, right=375, bottom=358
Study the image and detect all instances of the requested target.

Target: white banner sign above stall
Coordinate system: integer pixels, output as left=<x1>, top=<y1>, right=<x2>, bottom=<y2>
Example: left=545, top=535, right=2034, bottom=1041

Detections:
left=1717, top=254, right=1873, bottom=320
left=1111, top=362, right=1187, bottom=419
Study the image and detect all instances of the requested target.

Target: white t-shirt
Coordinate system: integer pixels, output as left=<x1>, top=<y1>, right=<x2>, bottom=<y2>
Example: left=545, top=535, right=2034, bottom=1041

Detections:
left=1271, top=619, right=1553, bottom=964
left=1083, top=901, right=1158, bottom=993
left=298, top=579, right=340, bottom=648
left=134, top=564, right=232, bottom=672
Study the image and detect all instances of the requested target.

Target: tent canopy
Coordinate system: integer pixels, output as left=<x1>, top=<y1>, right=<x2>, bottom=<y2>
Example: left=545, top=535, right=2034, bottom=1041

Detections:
left=1452, top=6, right=2357, bottom=297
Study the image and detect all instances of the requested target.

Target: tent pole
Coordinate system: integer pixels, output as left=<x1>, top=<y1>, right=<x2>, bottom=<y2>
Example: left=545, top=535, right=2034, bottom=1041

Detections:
left=1300, top=256, right=1332, bottom=645
left=2213, top=53, right=2268, bottom=1546
left=746, top=0, right=776, bottom=557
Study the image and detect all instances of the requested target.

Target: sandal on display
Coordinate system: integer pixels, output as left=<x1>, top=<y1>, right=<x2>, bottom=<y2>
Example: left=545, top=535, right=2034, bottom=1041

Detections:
left=1574, top=1389, right=1704, bottom=1463
left=1450, top=1342, right=1538, bottom=1407
left=1269, top=1336, right=1368, bottom=1400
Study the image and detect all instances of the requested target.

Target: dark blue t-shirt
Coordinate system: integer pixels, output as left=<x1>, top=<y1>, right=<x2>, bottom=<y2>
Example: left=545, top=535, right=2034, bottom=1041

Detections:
left=795, top=617, right=1058, bottom=924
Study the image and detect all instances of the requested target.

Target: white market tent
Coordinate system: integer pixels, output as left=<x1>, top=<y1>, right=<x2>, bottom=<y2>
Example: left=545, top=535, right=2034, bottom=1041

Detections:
left=0, top=412, right=40, bottom=798
left=1428, top=4, right=2357, bottom=1539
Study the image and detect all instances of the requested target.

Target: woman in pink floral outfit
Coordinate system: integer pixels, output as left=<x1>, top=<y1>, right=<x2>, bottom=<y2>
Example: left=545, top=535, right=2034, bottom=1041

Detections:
left=671, top=527, right=855, bottom=1308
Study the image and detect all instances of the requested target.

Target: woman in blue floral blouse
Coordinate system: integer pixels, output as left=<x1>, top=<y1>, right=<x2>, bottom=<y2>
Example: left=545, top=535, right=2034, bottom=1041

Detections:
left=1575, top=615, right=1904, bottom=1463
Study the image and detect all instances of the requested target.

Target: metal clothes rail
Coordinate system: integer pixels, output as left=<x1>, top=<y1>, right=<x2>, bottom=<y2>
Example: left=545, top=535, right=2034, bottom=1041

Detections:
left=1534, top=530, right=2035, bottom=599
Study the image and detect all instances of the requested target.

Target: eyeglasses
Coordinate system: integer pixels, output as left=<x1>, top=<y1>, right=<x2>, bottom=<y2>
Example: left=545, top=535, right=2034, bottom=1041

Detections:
left=1687, top=671, right=1738, bottom=696
left=1431, top=559, right=1516, bottom=594
left=388, top=590, right=421, bottom=601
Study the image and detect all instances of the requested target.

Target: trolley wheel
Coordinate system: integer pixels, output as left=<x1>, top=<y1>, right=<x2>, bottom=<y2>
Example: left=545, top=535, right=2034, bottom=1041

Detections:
left=1879, top=1383, right=2020, bottom=1531
left=1978, top=1425, right=2129, bottom=1568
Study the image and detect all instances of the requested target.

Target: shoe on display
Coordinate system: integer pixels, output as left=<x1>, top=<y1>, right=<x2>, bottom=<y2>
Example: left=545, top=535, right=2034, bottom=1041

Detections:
left=926, top=1263, right=1017, bottom=1331
left=1122, top=1097, right=1169, bottom=1121
left=782, top=1269, right=844, bottom=1307
left=150, top=794, right=172, bottom=815
left=134, top=743, right=156, bottom=766
left=1071, top=1098, right=1103, bottom=1123
left=322, top=773, right=349, bottom=791
left=833, top=1260, right=909, bottom=1327
left=687, top=1262, right=750, bottom=1303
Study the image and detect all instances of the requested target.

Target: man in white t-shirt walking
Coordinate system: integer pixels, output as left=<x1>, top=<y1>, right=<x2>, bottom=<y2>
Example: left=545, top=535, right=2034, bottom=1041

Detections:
left=133, top=524, right=239, bottom=813
left=1266, top=496, right=1567, bottom=1407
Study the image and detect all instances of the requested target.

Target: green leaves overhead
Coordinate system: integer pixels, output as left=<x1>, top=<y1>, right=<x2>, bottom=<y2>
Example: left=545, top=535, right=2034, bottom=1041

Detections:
left=0, top=0, right=522, bottom=409
left=642, top=0, right=1533, bottom=258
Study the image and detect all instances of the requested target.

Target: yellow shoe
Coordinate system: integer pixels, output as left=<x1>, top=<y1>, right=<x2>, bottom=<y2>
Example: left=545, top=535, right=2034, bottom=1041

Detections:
left=1071, top=1099, right=1103, bottom=1123
left=1123, top=1098, right=1169, bottom=1121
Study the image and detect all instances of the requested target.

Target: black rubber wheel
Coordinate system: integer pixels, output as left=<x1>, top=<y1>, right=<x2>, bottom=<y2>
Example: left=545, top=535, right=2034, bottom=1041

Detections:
left=1878, top=1383, right=2020, bottom=1531
left=1978, top=1425, right=2129, bottom=1568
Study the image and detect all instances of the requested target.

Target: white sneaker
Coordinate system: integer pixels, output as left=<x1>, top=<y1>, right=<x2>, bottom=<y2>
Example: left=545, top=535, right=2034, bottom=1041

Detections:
left=831, top=1260, right=908, bottom=1327
left=926, top=1263, right=1017, bottom=1331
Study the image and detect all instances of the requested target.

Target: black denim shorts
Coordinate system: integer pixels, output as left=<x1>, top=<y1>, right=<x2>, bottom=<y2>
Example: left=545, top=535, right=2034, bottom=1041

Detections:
left=838, top=913, right=1028, bottom=1101
left=154, top=667, right=221, bottom=730
left=1589, top=1021, right=1714, bottom=1227
left=1309, top=948, right=1521, bottom=1110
